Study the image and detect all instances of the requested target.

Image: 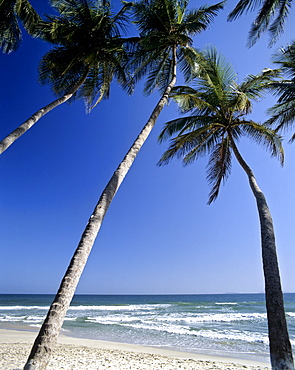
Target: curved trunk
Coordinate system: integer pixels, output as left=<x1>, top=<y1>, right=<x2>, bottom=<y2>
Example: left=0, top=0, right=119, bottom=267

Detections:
left=230, top=139, right=294, bottom=370
left=23, top=48, right=178, bottom=370
left=0, top=70, right=88, bottom=155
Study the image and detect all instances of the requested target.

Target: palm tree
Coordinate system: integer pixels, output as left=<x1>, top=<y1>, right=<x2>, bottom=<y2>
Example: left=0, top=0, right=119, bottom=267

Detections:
left=267, top=41, right=295, bottom=139
left=23, top=1, right=223, bottom=369
left=0, top=0, right=132, bottom=155
left=227, top=0, right=293, bottom=47
left=158, top=47, right=294, bottom=370
left=0, top=0, right=41, bottom=53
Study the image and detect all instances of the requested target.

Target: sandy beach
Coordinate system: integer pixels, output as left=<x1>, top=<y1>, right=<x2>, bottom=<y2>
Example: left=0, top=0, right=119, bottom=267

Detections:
left=0, top=328, right=271, bottom=370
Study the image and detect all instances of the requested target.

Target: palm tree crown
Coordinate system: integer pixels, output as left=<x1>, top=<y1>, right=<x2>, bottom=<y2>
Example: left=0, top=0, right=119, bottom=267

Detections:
left=228, top=0, right=293, bottom=47
left=36, top=0, right=133, bottom=112
left=0, top=0, right=41, bottom=53
left=158, top=46, right=283, bottom=203
left=0, top=0, right=135, bottom=155
left=131, top=0, right=225, bottom=96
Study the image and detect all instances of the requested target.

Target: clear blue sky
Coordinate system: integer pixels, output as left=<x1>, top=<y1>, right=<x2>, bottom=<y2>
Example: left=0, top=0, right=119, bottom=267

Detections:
left=0, top=0, right=295, bottom=295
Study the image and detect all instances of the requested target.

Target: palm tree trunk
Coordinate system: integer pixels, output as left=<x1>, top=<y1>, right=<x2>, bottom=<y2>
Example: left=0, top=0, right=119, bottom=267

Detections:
left=23, top=47, right=178, bottom=370
left=0, top=70, right=88, bottom=155
left=230, top=138, right=294, bottom=370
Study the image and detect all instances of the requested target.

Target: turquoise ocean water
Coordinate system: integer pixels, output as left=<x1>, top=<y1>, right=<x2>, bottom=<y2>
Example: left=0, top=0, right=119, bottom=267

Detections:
left=1, top=293, right=295, bottom=363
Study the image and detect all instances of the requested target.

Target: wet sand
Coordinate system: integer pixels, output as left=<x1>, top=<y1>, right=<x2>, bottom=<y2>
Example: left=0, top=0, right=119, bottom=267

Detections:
left=0, top=328, right=270, bottom=370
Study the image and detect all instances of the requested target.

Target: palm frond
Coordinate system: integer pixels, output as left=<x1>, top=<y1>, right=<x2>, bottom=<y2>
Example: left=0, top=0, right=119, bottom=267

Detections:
left=267, top=0, right=292, bottom=45
left=0, top=0, right=41, bottom=53
left=143, top=48, right=172, bottom=95
left=80, top=62, right=110, bottom=112
left=36, top=0, right=133, bottom=110
left=239, top=68, right=280, bottom=95
left=272, top=42, right=295, bottom=78
left=240, top=121, right=284, bottom=164
left=170, top=85, right=218, bottom=115
left=159, top=115, right=213, bottom=142
left=0, top=0, right=21, bottom=53
left=228, top=0, right=263, bottom=21
left=267, top=98, right=295, bottom=133
left=158, top=123, right=220, bottom=165
left=181, top=1, right=225, bottom=34
left=267, top=43, right=295, bottom=134
left=177, top=46, right=203, bottom=82
left=15, top=0, right=41, bottom=35
left=207, top=137, right=231, bottom=204
left=182, top=126, right=221, bottom=164
left=228, top=0, right=291, bottom=46
left=246, top=0, right=276, bottom=47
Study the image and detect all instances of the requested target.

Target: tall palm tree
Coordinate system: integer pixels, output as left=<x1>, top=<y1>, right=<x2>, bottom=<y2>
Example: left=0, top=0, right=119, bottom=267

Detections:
left=23, top=1, right=223, bottom=369
left=0, top=0, right=132, bottom=155
left=0, top=0, right=41, bottom=53
left=267, top=41, right=295, bottom=138
left=158, top=47, right=294, bottom=370
left=227, top=0, right=293, bottom=47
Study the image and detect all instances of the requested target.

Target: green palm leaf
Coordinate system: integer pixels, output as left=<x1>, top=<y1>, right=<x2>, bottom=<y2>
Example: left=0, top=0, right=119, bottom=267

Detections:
left=207, top=136, right=231, bottom=204
left=267, top=41, right=295, bottom=137
left=37, top=0, right=133, bottom=111
left=228, top=0, right=293, bottom=46
left=0, top=0, right=40, bottom=53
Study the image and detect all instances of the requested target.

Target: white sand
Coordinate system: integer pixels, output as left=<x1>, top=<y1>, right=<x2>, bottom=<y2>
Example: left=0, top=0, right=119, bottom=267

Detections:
left=0, top=328, right=270, bottom=370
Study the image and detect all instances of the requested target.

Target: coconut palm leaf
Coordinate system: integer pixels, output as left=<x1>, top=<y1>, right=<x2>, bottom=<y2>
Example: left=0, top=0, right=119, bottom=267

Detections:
left=36, top=0, right=133, bottom=111
left=267, top=41, right=295, bottom=137
left=0, top=0, right=41, bottom=53
left=207, top=136, right=231, bottom=203
left=228, top=0, right=293, bottom=46
left=159, top=121, right=220, bottom=164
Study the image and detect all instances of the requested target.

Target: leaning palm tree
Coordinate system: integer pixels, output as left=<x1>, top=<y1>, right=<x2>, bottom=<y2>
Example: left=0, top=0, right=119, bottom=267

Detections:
left=0, top=0, right=132, bottom=155
left=0, top=0, right=41, bottom=53
left=23, top=1, right=223, bottom=369
left=227, top=0, right=293, bottom=47
left=158, top=47, right=294, bottom=370
left=267, top=41, right=295, bottom=138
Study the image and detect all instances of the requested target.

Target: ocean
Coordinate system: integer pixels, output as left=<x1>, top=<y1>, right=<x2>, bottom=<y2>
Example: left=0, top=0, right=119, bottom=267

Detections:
left=0, top=293, right=295, bottom=363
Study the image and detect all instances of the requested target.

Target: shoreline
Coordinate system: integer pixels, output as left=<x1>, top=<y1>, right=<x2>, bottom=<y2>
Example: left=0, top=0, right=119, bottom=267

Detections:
left=0, top=328, right=270, bottom=369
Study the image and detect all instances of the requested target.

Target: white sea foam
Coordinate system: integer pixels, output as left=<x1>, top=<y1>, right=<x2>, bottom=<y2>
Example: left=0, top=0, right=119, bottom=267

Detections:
left=0, top=306, right=49, bottom=310
left=25, top=316, right=45, bottom=323
left=85, top=315, right=138, bottom=324
left=67, top=304, right=171, bottom=311
left=196, top=329, right=269, bottom=344
left=0, top=315, right=27, bottom=322
left=183, top=313, right=266, bottom=323
left=143, top=312, right=266, bottom=324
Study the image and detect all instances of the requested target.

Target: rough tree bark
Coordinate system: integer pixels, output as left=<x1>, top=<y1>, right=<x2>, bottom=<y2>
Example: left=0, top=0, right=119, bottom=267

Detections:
left=230, top=138, right=294, bottom=370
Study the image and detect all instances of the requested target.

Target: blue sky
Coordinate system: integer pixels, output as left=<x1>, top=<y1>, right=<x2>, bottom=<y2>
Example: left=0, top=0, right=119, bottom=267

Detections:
left=0, top=0, right=295, bottom=295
